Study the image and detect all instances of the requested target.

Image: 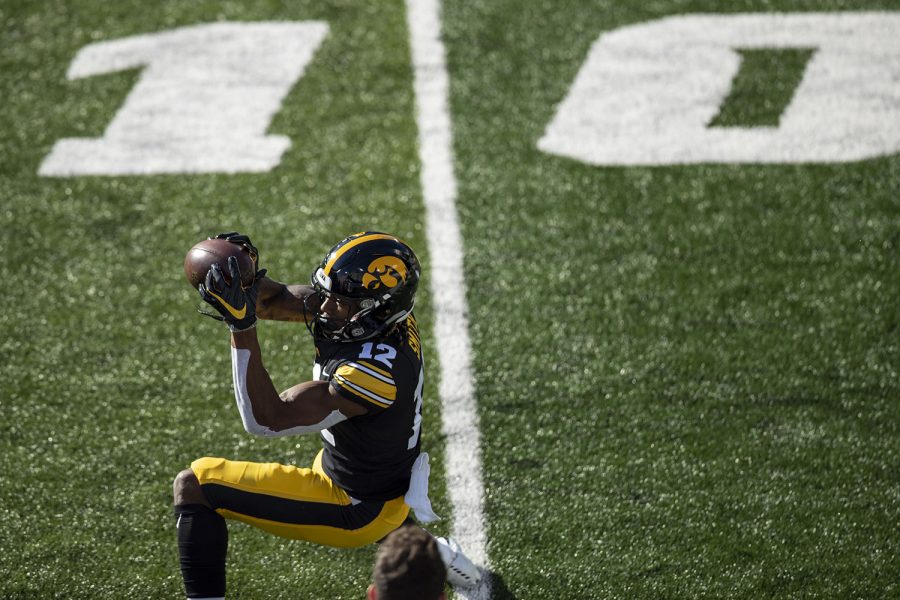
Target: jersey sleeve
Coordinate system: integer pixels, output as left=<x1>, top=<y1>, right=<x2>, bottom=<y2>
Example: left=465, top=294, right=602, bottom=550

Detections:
left=329, top=359, right=397, bottom=412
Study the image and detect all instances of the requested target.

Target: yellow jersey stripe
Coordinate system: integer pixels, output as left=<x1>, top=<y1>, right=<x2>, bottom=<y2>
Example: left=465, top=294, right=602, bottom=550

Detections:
left=356, top=360, right=392, bottom=379
left=334, top=375, right=392, bottom=408
left=335, top=364, right=396, bottom=400
left=348, top=361, right=394, bottom=384
left=323, top=233, right=397, bottom=276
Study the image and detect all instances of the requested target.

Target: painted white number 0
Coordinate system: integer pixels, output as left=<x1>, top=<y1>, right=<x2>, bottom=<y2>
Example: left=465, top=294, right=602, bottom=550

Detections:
left=39, top=22, right=328, bottom=176
left=539, top=13, right=900, bottom=165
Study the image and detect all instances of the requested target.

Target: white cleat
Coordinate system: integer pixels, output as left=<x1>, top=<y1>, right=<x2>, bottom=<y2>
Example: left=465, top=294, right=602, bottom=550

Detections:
left=435, top=536, right=481, bottom=588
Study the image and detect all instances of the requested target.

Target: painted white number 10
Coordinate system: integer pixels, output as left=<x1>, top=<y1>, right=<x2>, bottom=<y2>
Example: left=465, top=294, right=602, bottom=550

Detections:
left=39, top=22, right=328, bottom=176
left=539, top=12, right=900, bottom=165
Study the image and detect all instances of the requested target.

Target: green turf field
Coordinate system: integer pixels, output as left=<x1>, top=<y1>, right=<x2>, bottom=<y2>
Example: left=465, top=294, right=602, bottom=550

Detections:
left=1, top=0, right=898, bottom=598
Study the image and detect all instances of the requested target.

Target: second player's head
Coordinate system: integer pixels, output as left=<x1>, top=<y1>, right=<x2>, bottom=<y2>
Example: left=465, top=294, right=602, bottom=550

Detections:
left=368, top=525, right=447, bottom=600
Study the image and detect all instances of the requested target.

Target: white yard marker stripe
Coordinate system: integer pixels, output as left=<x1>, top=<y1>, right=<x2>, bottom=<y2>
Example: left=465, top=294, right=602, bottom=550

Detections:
left=405, top=0, right=491, bottom=597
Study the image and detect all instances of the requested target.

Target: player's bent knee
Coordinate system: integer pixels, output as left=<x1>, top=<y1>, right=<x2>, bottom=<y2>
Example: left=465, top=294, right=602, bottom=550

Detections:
left=173, top=468, right=209, bottom=507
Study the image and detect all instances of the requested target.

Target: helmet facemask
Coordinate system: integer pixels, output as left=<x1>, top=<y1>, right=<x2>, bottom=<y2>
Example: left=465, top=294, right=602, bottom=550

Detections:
left=309, top=268, right=413, bottom=341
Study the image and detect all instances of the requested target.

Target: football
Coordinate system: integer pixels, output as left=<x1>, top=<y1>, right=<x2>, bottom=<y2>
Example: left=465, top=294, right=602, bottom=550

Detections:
left=183, top=238, right=256, bottom=289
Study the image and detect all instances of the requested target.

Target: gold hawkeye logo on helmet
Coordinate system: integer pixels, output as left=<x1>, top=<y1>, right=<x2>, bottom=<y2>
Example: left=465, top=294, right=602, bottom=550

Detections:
left=362, top=257, right=407, bottom=290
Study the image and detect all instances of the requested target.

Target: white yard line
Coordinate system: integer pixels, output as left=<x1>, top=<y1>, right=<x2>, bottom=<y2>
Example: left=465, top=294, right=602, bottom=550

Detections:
left=405, top=0, right=491, bottom=598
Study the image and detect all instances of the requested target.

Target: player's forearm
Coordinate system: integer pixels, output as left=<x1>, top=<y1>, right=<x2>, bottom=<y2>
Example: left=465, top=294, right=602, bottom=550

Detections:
left=229, top=329, right=346, bottom=436
left=256, top=279, right=315, bottom=323
left=229, top=329, right=285, bottom=433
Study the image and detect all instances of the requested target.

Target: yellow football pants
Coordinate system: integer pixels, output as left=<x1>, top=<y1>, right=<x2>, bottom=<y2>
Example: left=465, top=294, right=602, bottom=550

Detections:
left=191, top=450, right=409, bottom=548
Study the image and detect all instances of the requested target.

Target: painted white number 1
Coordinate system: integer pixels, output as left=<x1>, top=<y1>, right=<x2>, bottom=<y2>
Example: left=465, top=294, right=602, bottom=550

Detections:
left=39, top=22, right=328, bottom=176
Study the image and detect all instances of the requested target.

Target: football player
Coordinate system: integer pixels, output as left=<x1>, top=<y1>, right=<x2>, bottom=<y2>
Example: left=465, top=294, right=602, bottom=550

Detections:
left=173, top=232, right=480, bottom=599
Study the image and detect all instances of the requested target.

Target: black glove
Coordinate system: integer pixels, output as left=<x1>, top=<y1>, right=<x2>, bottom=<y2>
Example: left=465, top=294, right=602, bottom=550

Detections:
left=198, top=256, right=267, bottom=332
left=213, top=232, right=259, bottom=270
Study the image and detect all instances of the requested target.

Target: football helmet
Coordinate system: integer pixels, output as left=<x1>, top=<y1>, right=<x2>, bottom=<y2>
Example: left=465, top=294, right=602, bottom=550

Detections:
left=309, top=232, right=420, bottom=341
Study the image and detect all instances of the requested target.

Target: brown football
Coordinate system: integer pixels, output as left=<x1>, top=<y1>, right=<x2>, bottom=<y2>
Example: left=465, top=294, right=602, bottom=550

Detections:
left=184, top=238, right=256, bottom=289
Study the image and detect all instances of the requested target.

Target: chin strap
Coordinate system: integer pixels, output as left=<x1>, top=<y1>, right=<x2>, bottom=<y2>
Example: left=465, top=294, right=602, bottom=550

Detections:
left=231, top=347, right=347, bottom=437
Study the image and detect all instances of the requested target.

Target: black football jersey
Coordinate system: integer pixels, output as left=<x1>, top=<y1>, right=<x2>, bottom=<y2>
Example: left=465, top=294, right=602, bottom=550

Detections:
left=313, top=315, right=424, bottom=501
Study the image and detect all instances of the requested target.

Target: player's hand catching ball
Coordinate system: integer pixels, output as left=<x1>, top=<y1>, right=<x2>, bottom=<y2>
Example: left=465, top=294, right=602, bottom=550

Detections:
left=198, top=256, right=267, bottom=332
left=213, top=232, right=260, bottom=272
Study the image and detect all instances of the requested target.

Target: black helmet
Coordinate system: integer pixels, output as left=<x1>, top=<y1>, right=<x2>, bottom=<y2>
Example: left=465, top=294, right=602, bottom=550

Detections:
left=309, top=232, right=420, bottom=341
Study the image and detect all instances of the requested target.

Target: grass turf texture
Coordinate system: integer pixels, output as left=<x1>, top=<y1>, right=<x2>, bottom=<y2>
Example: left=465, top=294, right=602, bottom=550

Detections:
left=0, top=1, right=440, bottom=598
left=1, top=0, right=898, bottom=599
left=443, top=0, right=899, bottom=597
